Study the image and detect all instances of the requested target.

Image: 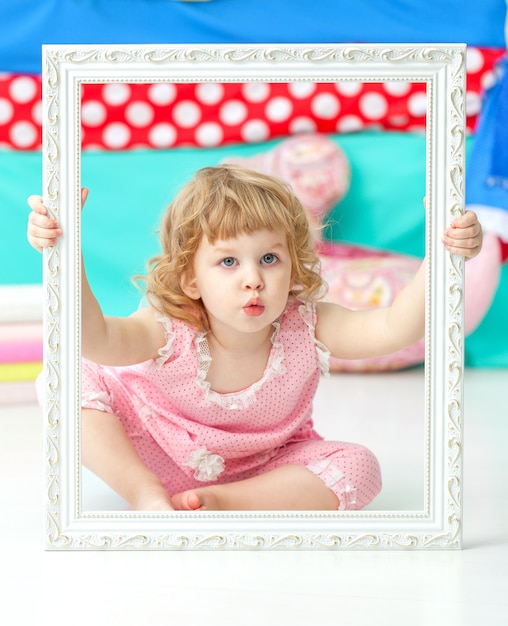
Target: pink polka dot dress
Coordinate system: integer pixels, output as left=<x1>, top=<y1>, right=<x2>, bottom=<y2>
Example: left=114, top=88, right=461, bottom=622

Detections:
left=81, top=297, right=381, bottom=510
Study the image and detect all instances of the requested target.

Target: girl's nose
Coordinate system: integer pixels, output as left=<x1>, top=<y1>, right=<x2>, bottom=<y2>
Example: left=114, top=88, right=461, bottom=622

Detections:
left=243, top=268, right=264, bottom=290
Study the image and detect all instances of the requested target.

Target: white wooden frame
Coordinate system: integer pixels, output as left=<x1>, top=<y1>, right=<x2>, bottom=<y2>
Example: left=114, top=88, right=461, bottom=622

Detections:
left=41, top=43, right=466, bottom=550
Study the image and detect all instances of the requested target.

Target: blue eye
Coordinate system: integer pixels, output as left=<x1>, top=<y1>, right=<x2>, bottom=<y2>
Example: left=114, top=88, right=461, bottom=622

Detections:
left=220, top=257, right=237, bottom=267
left=261, top=253, right=278, bottom=265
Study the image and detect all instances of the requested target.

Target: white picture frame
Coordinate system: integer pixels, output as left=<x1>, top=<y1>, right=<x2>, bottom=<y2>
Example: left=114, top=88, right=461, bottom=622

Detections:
left=41, top=43, right=466, bottom=550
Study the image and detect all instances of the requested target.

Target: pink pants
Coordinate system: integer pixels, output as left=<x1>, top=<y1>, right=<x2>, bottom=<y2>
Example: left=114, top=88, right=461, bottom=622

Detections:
left=88, top=406, right=382, bottom=510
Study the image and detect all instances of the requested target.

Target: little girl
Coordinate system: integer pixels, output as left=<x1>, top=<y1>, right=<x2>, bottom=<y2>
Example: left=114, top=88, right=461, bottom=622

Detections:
left=27, top=165, right=483, bottom=512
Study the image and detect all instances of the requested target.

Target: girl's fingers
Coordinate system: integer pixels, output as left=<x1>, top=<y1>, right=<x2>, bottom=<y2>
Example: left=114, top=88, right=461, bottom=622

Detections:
left=442, top=210, right=483, bottom=259
left=450, top=210, right=480, bottom=229
left=28, top=236, right=59, bottom=252
left=442, top=233, right=482, bottom=257
left=446, top=225, right=482, bottom=242
left=444, top=238, right=480, bottom=252
left=29, top=221, right=61, bottom=238
left=446, top=212, right=482, bottom=243
left=28, top=203, right=60, bottom=228
left=81, top=187, right=89, bottom=208
left=444, top=244, right=481, bottom=258
left=27, top=194, right=47, bottom=215
left=27, top=210, right=62, bottom=251
left=27, top=193, right=65, bottom=251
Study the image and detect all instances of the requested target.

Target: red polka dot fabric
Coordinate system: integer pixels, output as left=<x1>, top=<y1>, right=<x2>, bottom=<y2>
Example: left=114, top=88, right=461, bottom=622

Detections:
left=0, top=75, right=42, bottom=150
left=0, top=47, right=503, bottom=151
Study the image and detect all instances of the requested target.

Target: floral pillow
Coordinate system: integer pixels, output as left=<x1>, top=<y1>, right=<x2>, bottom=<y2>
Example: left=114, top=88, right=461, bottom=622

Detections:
left=318, top=244, right=424, bottom=371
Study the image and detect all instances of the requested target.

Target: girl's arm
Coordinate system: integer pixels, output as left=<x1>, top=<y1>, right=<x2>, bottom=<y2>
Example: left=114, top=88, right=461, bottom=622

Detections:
left=81, top=264, right=165, bottom=365
left=27, top=191, right=165, bottom=366
left=315, top=210, right=483, bottom=360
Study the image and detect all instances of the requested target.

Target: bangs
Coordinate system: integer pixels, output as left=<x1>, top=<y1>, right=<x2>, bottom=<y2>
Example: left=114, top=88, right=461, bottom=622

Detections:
left=199, top=176, right=295, bottom=243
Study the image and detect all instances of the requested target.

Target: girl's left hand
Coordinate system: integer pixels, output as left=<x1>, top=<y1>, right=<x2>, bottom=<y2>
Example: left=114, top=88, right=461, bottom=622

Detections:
left=442, top=210, right=483, bottom=260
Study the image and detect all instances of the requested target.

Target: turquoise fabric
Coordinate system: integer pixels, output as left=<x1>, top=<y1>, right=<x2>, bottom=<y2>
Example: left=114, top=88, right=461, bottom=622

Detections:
left=1, top=131, right=506, bottom=366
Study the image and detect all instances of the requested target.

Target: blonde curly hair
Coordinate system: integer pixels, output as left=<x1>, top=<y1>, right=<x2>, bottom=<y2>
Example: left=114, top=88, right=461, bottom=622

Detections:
left=142, top=165, right=325, bottom=332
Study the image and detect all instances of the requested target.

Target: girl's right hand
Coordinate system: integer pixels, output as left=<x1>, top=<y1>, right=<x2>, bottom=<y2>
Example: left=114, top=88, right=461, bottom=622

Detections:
left=27, top=188, right=88, bottom=252
left=27, top=195, right=61, bottom=252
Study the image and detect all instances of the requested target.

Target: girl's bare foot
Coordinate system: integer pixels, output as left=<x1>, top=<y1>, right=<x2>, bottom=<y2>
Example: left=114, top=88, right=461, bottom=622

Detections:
left=172, top=488, right=218, bottom=511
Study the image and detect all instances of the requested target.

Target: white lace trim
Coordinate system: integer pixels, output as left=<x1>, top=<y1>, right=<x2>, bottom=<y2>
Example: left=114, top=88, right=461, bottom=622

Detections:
left=185, top=448, right=225, bottom=482
left=307, top=458, right=357, bottom=511
left=154, top=313, right=176, bottom=366
left=195, top=319, right=286, bottom=410
left=298, top=302, right=330, bottom=376
left=85, top=391, right=113, bottom=413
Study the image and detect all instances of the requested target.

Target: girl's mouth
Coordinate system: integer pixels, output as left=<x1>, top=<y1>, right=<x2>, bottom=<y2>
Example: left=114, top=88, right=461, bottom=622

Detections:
left=243, top=299, right=265, bottom=317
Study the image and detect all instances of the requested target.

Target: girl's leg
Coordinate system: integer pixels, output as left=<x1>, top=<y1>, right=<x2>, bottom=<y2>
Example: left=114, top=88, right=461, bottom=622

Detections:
left=172, top=439, right=381, bottom=512
left=82, top=408, right=174, bottom=511
left=171, top=464, right=340, bottom=511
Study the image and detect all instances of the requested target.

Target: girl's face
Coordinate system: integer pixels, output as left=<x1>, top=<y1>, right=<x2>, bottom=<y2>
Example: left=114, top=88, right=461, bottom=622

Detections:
left=181, top=229, right=293, bottom=338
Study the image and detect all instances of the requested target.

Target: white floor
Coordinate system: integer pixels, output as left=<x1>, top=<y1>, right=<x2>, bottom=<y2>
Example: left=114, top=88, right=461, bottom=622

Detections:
left=1, top=368, right=507, bottom=625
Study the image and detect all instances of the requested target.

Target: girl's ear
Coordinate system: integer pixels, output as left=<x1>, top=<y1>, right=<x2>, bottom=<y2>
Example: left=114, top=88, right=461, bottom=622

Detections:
left=180, top=272, right=201, bottom=300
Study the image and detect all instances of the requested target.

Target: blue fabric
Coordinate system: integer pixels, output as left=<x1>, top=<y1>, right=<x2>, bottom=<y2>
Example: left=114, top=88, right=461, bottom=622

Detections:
left=0, top=0, right=506, bottom=74
left=490, top=56, right=508, bottom=185
left=467, top=54, right=508, bottom=211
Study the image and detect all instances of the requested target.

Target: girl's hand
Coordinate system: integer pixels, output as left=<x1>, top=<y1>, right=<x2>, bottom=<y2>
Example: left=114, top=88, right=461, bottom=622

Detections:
left=27, top=195, right=61, bottom=252
left=27, top=188, right=88, bottom=252
left=442, top=210, right=483, bottom=260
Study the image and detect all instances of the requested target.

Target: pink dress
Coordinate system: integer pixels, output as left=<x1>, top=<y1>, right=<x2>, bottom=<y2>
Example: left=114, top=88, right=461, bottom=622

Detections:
left=82, top=297, right=381, bottom=510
